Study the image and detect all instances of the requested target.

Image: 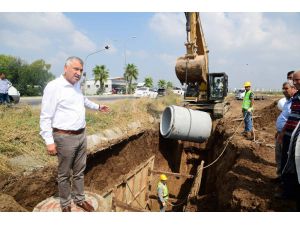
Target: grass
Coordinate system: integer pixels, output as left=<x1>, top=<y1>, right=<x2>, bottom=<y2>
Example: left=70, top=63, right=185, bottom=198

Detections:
left=0, top=93, right=181, bottom=175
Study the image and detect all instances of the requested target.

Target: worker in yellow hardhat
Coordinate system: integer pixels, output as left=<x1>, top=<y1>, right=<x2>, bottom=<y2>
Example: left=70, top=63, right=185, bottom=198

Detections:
left=157, top=174, right=169, bottom=212
left=241, top=81, right=254, bottom=140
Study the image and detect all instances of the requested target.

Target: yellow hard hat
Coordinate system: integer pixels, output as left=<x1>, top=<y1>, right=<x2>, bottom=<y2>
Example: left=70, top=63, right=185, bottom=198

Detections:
left=244, top=81, right=251, bottom=87
left=160, top=174, right=168, bottom=181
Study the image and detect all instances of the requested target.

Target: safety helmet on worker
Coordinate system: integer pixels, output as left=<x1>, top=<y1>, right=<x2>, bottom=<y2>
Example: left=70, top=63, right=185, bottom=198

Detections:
left=244, top=81, right=251, bottom=87
left=160, top=174, right=168, bottom=181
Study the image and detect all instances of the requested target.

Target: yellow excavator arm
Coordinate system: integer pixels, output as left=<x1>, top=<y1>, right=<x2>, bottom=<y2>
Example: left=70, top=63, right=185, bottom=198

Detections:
left=175, top=12, right=229, bottom=118
left=175, top=12, right=209, bottom=95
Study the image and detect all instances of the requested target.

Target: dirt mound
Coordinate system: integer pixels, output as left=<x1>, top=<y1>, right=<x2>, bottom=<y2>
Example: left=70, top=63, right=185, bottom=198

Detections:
left=0, top=165, right=57, bottom=211
left=254, top=100, right=281, bottom=130
left=0, top=193, right=27, bottom=212
left=201, top=97, right=297, bottom=211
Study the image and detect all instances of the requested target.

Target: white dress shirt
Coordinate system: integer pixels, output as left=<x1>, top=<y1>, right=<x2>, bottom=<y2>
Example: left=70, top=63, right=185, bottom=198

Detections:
left=40, top=75, right=99, bottom=145
left=0, top=78, right=12, bottom=93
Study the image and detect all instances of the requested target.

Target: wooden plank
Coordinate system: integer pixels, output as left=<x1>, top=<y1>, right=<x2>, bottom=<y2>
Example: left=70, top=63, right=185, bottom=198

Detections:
left=184, top=160, right=204, bottom=212
left=150, top=169, right=194, bottom=179
left=114, top=199, right=149, bottom=212
left=233, top=116, right=261, bottom=121
left=99, top=156, right=156, bottom=211
left=189, top=160, right=204, bottom=198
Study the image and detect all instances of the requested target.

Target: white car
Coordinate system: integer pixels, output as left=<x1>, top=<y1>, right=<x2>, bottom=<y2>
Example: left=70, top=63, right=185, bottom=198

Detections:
left=134, top=87, right=150, bottom=97
left=8, top=85, right=20, bottom=103
left=235, top=89, right=245, bottom=100
left=149, top=88, right=158, bottom=98
left=172, top=87, right=185, bottom=95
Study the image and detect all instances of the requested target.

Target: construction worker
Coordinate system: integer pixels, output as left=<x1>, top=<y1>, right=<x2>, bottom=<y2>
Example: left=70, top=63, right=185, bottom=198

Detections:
left=241, top=81, right=254, bottom=140
left=157, top=174, right=169, bottom=212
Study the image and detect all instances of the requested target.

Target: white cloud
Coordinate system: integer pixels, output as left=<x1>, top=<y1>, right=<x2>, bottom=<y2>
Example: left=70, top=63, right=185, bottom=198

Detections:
left=0, top=29, right=51, bottom=50
left=149, top=13, right=185, bottom=42
left=0, top=12, right=97, bottom=55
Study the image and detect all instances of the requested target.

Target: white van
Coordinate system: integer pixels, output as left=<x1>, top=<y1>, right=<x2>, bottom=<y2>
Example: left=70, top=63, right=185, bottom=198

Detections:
left=8, top=86, right=20, bottom=103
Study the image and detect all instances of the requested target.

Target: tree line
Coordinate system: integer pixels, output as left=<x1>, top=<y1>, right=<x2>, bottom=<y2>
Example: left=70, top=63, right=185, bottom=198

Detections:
left=0, top=54, right=174, bottom=96
left=94, top=64, right=173, bottom=94
left=0, top=55, right=55, bottom=96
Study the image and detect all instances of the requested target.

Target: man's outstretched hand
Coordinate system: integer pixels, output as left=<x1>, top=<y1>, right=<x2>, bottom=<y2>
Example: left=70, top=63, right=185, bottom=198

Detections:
left=99, top=105, right=110, bottom=112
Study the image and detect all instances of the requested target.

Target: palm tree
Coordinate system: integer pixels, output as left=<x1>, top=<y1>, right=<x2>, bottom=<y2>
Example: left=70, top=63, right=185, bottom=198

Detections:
left=158, top=79, right=166, bottom=89
left=144, top=76, right=153, bottom=88
left=166, top=81, right=173, bottom=89
left=124, top=63, right=138, bottom=94
left=93, top=65, right=109, bottom=94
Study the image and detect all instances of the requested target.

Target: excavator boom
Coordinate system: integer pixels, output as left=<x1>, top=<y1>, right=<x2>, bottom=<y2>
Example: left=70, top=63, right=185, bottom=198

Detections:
left=175, top=12, right=229, bottom=118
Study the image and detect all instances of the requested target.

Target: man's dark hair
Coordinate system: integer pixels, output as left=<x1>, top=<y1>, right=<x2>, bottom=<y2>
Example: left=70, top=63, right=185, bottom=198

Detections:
left=287, top=70, right=294, bottom=78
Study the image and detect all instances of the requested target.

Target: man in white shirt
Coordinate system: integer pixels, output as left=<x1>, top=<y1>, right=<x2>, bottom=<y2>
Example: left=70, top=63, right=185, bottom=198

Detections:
left=274, top=81, right=296, bottom=183
left=40, top=56, right=109, bottom=212
left=0, top=72, right=12, bottom=104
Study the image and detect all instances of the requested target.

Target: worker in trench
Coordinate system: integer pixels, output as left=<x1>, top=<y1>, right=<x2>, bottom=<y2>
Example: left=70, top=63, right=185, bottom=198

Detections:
left=157, top=174, right=169, bottom=212
left=241, top=81, right=254, bottom=140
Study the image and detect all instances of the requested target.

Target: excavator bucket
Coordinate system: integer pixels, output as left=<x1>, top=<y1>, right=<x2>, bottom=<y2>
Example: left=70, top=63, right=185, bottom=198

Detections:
left=175, top=55, right=207, bottom=85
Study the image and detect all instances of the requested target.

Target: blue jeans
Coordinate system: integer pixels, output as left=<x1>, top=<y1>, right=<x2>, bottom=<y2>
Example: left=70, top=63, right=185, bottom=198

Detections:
left=0, top=93, right=10, bottom=104
left=243, top=109, right=252, bottom=132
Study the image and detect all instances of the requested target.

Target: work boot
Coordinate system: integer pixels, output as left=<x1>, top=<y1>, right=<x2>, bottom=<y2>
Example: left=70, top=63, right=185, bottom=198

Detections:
left=245, top=131, right=254, bottom=140
left=61, top=205, right=71, bottom=212
left=76, top=201, right=94, bottom=212
left=241, top=131, right=247, bottom=137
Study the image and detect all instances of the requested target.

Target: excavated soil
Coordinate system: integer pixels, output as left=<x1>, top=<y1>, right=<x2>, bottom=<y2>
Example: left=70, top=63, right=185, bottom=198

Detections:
left=196, top=96, right=298, bottom=211
left=0, top=95, right=297, bottom=212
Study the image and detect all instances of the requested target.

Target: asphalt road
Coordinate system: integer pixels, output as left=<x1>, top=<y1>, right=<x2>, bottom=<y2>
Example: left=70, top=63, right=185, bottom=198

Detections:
left=20, top=95, right=136, bottom=106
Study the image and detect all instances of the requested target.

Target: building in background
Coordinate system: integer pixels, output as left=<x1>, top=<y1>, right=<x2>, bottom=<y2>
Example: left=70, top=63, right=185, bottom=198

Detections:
left=84, top=77, right=127, bottom=95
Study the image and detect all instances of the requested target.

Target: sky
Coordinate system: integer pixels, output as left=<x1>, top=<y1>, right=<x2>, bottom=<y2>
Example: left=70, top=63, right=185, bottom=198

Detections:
left=1, top=12, right=300, bottom=90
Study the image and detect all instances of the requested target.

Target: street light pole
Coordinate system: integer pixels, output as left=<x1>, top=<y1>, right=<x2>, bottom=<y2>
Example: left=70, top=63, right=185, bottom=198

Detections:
left=84, top=45, right=110, bottom=65
left=116, top=36, right=136, bottom=94
left=82, top=45, right=110, bottom=95
left=123, top=36, right=136, bottom=67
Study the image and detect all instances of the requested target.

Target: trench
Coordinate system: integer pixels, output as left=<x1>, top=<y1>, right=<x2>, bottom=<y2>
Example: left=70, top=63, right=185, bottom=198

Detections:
left=0, top=122, right=221, bottom=212
left=1, top=98, right=295, bottom=212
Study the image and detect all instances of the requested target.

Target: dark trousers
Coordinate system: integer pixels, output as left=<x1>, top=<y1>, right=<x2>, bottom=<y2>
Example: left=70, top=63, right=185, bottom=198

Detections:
left=282, top=134, right=300, bottom=210
left=0, top=93, right=10, bottom=104
left=53, top=132, right=87, bottom=208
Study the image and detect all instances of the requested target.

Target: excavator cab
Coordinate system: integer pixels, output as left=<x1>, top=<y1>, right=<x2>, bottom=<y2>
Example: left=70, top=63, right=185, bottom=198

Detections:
left=208, top=73, right=228, bottom=101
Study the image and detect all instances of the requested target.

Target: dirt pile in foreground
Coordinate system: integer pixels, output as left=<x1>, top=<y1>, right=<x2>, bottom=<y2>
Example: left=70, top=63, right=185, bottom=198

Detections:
left=198, top=97, right=297, bottom=211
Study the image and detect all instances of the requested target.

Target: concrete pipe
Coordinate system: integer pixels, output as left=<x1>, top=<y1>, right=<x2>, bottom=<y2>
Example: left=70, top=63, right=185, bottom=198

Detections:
left=160, top=105, right=212, bottom=142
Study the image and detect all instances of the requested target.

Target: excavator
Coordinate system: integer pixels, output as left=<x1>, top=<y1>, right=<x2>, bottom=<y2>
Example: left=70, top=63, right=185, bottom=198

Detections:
left=175, top=12, right=229, bottom=118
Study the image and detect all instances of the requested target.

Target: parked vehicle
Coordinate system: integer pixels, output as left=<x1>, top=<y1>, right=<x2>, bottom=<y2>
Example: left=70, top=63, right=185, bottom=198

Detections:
left=8, top=86, right=20, bottom=104
left=172, top=87, right=185, bottom=95
left=235, top=89, right=245, bottom=100
left=149, top=88, right=158, bottom=98
left=157, top=88, right=167, bottom=97
left=133, top=87, right=150, bottom=97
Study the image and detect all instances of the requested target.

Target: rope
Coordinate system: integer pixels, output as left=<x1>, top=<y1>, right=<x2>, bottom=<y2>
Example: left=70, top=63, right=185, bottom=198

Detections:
left=203, top=115, right=244, bottom=169
left=252, top=114, right=266, bottom=144
left=166, top=197, right=187, bottom=207
left=203, top=110, right=265, bottom=169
